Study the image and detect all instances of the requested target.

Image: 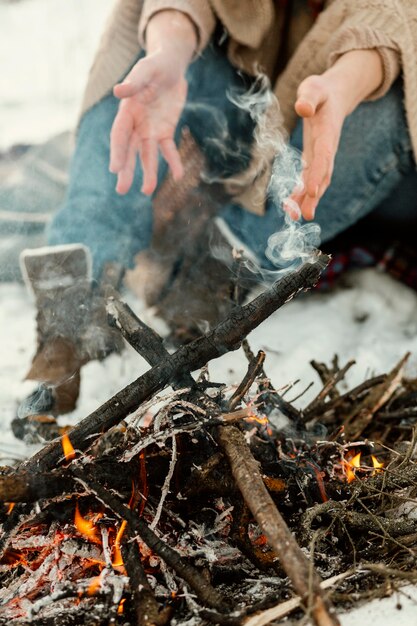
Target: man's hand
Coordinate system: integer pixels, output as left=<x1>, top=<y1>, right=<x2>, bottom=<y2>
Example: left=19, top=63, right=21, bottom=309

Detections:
left=109, top=10, right=197, bottom=196
left=287, top=49, right=384, bottom=221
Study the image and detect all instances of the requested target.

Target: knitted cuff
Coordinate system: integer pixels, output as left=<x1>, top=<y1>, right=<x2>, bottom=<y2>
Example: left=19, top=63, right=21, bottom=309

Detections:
left=138, top=0, right=216, bottom=57
left=327, top=26, right=401, bottom=100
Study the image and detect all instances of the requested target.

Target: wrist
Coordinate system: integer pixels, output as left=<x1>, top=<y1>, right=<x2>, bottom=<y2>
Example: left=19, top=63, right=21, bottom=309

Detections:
left=146, top=10, right=197, bottom=69
left=323, top=49, right=384, bottom=116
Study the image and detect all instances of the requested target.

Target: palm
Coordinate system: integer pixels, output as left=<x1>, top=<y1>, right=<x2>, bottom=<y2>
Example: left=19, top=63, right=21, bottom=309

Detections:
left=130, top=79, right=186, bottom=146
left=110, top=72, right=187, bottom=195
left=288, top=77, right=345, bottom=221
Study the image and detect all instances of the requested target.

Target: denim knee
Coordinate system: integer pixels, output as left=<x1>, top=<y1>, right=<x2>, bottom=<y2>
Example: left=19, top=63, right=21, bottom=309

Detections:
left=48, top=94, right=155, bottom=277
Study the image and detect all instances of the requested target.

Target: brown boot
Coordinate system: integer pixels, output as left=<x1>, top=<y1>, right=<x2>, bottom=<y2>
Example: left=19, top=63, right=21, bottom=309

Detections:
left=14, top=244, right=124, bottom=441
left=25, top=336, right=83, bottom=415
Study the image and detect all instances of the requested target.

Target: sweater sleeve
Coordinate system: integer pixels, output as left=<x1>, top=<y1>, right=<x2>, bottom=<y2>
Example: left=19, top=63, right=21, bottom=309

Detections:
left=138, top=0, right=217, bottom=56
left=327, top=25, right=401, bottom=100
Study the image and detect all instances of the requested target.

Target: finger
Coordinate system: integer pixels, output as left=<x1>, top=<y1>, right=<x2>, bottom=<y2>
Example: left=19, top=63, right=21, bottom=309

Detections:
left=116, top=136, right=137, bottom=195
left=295, top=76, right=326, bottom=118
left=318, top=164, right=334, bottom=199
left=305, top=142, right=333, bottom=198
left=283, top=197, right=302, bottom=221
left=114, top=81, right=139, bottom=99
left=299, top=193, right=319, bottom=222
left=159, top=138, right=184, bottom=181
left=109, top=108, right=133, bottom=173
left=285, top=180, right=304, bottom=220
left=139, top=138, right=159, bottom=195
left=114, top=81, right=157, bottom=104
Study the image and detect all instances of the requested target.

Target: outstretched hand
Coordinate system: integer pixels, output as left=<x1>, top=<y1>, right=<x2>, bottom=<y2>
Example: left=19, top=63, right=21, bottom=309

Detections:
left=286, top=49, right=384, bottom=221
left=286, top=74, right=345, bottom=221
left=109, top=9, right=197, bottom=196
left=109, top=52, right=187, bottom=196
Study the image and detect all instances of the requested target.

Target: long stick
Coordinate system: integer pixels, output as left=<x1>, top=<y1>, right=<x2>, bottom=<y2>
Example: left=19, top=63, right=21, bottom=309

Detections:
left=217, top=425, right=340, bottom=626
left=20, top=255, right=328, bottom=474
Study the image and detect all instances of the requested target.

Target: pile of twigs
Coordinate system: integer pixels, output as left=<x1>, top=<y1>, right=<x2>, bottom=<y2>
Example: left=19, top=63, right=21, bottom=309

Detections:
left=2, top=252, right=417, bottom=626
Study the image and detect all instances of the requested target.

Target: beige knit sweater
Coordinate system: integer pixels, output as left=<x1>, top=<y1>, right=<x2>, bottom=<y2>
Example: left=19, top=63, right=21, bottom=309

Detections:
left=80, top=0, right=417, bottom=214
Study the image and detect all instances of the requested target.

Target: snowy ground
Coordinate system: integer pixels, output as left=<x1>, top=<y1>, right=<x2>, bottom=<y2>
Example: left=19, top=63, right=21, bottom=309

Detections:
left=1, top=0, right=417, bottom=623
left=0, top=0, right=113, bottom=150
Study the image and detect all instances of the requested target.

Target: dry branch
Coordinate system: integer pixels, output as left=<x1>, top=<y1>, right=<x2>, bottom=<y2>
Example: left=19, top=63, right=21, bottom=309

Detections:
left=306, top=360, right=355, bottom=415
left=342, top=353, right=410, bottom=439
left=243, top=570, right=357, bottom=626
left=20, top=254, right=329, bottom=475
left=217, top=425, right=340, bottom=626
left=229, top=350, right=266, bottom=411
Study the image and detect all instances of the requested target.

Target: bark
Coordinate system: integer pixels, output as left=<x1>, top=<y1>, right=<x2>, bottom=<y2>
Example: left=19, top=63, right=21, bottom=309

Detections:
left=217, top=425, right=340, bottom=626
left=20, top=255, right=329, bottom=475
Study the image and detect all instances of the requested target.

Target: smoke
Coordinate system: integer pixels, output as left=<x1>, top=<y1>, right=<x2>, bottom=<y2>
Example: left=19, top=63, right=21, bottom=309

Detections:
left=17, top=383, right=55, bottom=419
left=227, top=76, right=321, bottom=276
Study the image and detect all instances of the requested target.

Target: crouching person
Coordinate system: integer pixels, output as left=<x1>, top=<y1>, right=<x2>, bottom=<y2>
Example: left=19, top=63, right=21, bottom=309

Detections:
left=16, top=0, right=417, bottom=436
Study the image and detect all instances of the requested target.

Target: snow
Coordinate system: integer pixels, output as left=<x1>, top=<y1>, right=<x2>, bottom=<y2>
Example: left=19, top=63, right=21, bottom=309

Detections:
left=1, top=0, right=417, bottom=623
left=0, top=0, right=114, bottom=150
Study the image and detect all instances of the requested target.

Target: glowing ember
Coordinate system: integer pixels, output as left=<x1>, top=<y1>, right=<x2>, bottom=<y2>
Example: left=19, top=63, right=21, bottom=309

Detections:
left=6, top=502, right=15, bottom=515
left=74, top=503, right=101, bottom=544
left=253, top=534, right=268, bottom=547
left=87, top=575, right=102, bottom=596
left=117, top=598, right=126, bottom=614
left=62, top=433, right=76, bottom=461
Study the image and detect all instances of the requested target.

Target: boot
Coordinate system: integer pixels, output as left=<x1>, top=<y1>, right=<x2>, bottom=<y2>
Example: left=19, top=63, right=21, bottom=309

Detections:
left=13, top=244, right=124, bottom=441
left=156, top=217, right=263, bottom=345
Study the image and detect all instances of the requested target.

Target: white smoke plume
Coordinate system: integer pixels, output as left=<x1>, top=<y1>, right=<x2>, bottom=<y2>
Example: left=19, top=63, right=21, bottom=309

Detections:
left=227, top=76, right=321, bottom=277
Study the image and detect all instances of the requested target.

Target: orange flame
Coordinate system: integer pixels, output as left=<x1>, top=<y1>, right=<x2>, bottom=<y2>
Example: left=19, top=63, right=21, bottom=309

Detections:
left=344, top=451, right=361, bottom=484
left=6, top=502, right=15, bottom=515
left=117, top=599, right=126, bottom=615
left=245, top=413, right=273, bottom=437
left=74, top=503, right=100, bottom=544
left=246, top=414, right=269, bottom=426
left=112, top=520, right=127, bottom=567
left=62, top=433, right=76, bottom=461
left=371, top=455, right=384, bottom=474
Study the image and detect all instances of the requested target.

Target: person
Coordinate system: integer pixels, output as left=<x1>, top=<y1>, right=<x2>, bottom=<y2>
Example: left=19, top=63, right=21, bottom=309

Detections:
left=16, top=0, right=417, bottom=431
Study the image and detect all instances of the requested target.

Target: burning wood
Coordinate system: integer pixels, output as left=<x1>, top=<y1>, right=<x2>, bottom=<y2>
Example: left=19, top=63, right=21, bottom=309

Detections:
left=2, top=254, right=417, bottom=625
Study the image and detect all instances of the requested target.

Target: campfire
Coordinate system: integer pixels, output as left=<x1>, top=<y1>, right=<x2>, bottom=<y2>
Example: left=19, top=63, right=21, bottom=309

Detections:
left=2, top=253, right=417, bottom=626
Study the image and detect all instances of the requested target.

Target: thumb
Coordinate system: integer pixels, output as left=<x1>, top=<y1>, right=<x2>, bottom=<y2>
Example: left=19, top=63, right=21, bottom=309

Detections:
left=113, top=60, right=156, bottom=100
left=113, top=81, right=139, bottom=99
left=295, top=75, right=326, bottom=118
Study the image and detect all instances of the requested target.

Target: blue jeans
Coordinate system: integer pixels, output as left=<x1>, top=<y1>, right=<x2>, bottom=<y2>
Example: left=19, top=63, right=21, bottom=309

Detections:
left=49, top=43, right=417, bottom=277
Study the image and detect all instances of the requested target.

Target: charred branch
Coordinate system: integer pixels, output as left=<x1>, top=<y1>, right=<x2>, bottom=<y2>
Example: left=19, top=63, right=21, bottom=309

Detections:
left=0, top=462, right=130, bottom=503
left=121, top=532, right=171, bottom=626
left=74, top=472, right=229, bottom=612
left=20, top=255, right=329, bottom=475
